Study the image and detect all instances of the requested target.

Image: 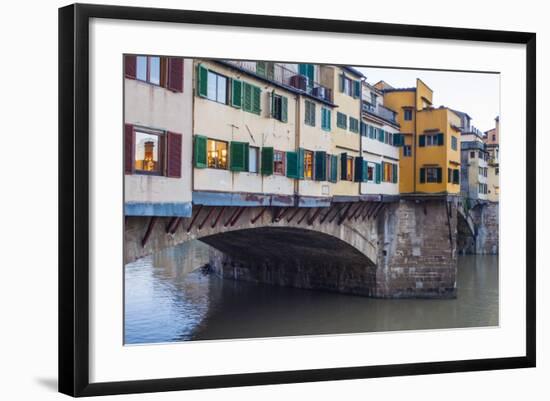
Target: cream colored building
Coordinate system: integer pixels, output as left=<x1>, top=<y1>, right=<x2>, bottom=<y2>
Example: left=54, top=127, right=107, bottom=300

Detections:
left=484, top=116, right=500, bottom=202
left=124, top=55, right=193, bottom=217
left=360, top=82, right=400, bottom=197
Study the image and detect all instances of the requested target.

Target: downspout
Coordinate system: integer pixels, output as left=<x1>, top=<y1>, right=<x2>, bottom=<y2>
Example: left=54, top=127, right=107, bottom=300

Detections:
left=295, top=94, right=301, bottom=204
left=413, top=90, right=418, bottom=193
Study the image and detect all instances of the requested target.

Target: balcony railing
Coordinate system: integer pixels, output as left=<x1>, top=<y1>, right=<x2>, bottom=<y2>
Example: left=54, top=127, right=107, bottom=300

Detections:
left=362, top=101, right=397, bottom=124
left=224, top=60, right=333, bottom=103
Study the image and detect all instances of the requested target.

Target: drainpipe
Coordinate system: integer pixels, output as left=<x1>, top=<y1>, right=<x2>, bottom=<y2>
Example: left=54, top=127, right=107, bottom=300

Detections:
left=413, top=89, right=418, bottom=194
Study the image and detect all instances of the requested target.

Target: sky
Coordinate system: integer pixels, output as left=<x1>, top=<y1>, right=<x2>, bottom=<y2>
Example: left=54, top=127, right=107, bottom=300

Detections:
left=355, top=67, right=500, bottom=133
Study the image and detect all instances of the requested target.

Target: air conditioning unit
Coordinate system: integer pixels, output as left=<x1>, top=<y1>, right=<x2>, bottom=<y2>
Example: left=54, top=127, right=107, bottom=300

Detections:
left=312, top=86, right=326, bottom=98
left=289, top=74, right=307, bottom=91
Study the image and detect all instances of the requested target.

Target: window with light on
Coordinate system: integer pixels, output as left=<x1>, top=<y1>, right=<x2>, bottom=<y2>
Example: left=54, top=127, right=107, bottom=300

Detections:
left=207, top=139, right=228, bottom=169
left=134, top=131, right=162, bottom=174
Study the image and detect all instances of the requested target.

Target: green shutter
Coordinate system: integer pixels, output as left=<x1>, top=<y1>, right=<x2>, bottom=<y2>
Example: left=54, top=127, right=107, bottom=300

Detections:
left=448, top=168, right=452, bottom=183
left=453, top=169, right=460, bottom=184
left=340, top=152, right=348, bottom=180
left=314, top=151, right=326, bottom=181
left=379, top=129, right=385, bottom=142
left=231, top=79, right=242, bottom=108
left=353, top=80, right=361, bottom=98
left=362, top=160, right=368, bottom=182
left=354, top=156, right=363, bottom=182
left=243, top=82, right=252, bottom=111
left=270, top=91, right=275, bottom=117
left=330, top=155, right=338, bottom=182
left=256, top=61, right=266, bottom=77
left=420, top=168, right=426, bottom=183
left=286, top=151, right=299, bottom=179
left=437, top=167, right=443, bottom=183
left=339, top=74, right=345, bottom=92
left=392, top=164, right=398, bottom=183
left=197, top=64, right=208, bottom=97
left=260, top=147, right=274, bottom=175
left=298, top=148, right=305, bottom=179
left=252, top=86, right=261, bottom=114
left=419, top=135, right=426, bottom=147
left=281, top=96, right=288, bottom=123
left=194, top=135, right=207, bottom=168
left=375, top=163, right=381, bottom=184
left=322, top=108, right=331, bottom=131
left=230, top=142, right=248, bottom=172
left=438, top=133, right=444, bottom=146
left=244, top=144, right=250, bottom=171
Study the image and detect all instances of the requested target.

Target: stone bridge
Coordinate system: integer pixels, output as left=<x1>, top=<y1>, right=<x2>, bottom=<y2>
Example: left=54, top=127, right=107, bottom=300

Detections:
left=125, top=196, right=460, bottom=298
left=456, top=200, right=499, bottom=255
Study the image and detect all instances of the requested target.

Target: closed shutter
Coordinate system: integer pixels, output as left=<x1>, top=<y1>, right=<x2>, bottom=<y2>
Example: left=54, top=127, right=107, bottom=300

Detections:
left=124, top=124, right=134, bottom=174
left=354, top=156, right=364, bottom=182
left=297, top=148, right=305, bottom=179
left=330, top=155, right=338, bottom=182
left=379, top=129, right=385, bottom=142
left=286, top=151, right=299, bottom=179
left=437, top=133, right=444, bottom=146
left=353, top=80, right=361, bottom=98
left=194, top=135, right=207, bottom=168
left=256, top=61, right=266, bottom=77
left=420, top=167, right=426, bottom=183
left=448, top=168, right=452, bottom=183
left=231, top=79, right=243, bottom=108
left=124, top=55, right=136, bottom=79
left=453, top=169, right=460, bottom=184
left=339, top=74, right=345, bottom=92
left=230, top=142, right=248, bottom=172
left=340, top=153, right=348, bottom=180
left=360, top=122, right=367, bottom=136
left=392, top=164, right=398, bottom=183
left=375, top=163, right=381, bottom=184
left=166, top=132, right=183, bottom=177
left=260, top=147, right=274, bottom=175
left=419, top=135, right=426, bottom=147
left=362, top=160, right=368, bottom=182
left=243, top=82, right=252, bottom=112
left=167, top=58, right=184, bottom=92
left=197, top=64, right=208, bottom=97
left=252, top=86, right=261, bottom=114
left=437, top=167, right=443, bottom=183
left=281, top=96, right=288, bottom=123
left=314, top=151, right=327, bottom=181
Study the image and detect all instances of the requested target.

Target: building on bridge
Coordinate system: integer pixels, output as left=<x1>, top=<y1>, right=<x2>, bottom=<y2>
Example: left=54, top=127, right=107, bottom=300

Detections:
left=376, top=79, right=462, bottom=195
left=123, top=55, right=193, bottom=218
left=484, top=116, right=500, bottom=202
left=360, top=80, right=401, bottom=198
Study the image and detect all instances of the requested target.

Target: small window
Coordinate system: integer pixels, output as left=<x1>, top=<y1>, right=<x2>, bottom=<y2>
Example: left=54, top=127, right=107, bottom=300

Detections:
left=346, top=156, right=353, bottom=181
left=207, top=139, right=228, bottom=169
left=404, top=108, right=413, bottom=121
left=496, top=167, right=499, bottom=175
left=134, top=130, right=163, bottom=175
left=273, top=150, right=286, bottom=175
left=271, top=94, right=287, bottom=122
left=304, top=150, right=314, bottom=179
left=370, top=92, right=377, bottom=106
left=470, top=151, right=475, bottom=159
left=206, top=71, right=228, bottom=104
left=249, top=146, right=259, bottom=173
left=136, top=56, right=161, bottom=85
left=305, top=100, right=316, bottom=126
left=337, top=112, right=347, bottom=129
left=426, top=167, right=439, bottom=183
left=492, top=134, right=496, bottom=141
left=321, top=107, right=331, bottom=131
left=349, top=117, right=359, bottom=133
left=403, top=145, right=412, bottom=157
left=367, top=163, right=375, bottom=182
left=451, top=136, right=458, bottom=150
left=478, top=151, right=483, bottom=159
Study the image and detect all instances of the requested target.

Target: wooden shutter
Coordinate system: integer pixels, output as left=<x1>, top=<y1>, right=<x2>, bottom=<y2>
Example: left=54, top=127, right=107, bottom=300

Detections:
left=298, top=148, right=305, bottom=179
left=197, top=64, right=208, bottom=97
left=230, top=142, right=247, bottom=172
left=252, top=86, right=261, bottom=114
left=167, top=58, right=184, bottom=92
left=353, top=80, right=361, bottom=98
left=437, top=167, right=443, bottom=183
left=124, top=124, right=134, bottom=174
left=392, top=164, right=398, bottom=183
left=354, top=156, right=363, bottom=182
left=419, top=135, right=426, bottom=147
left=362, top=160, right=368, bottom=182
left=256, top=61, right=266, bottom=77
left=243, top=83, right=252, bottom=112
left=330, top=155, right=338, bottom=182
left=453, top=169, right=460, bottom=184
left=420, top=167, right=426, bottom=183
left=124, top=55, right=136, bottom=79
left=375, top=163, right=381, bottom=184
left=448, top=168, right=452, bottom=183
left=166, top=131, right=183, bottom=177
left=340, top=153, right=348, bottom=180
left=339, top=74, right=345, bottom=92
left=231, top=79, right=243, bottom=108
left=379, top=129, right=385, bottom=142
left=438, top=133, right=445, bottom=145
left=260, top=147, right=274, bottom=175
left=194, top=135, right=207, bottom=168
left=314, top=151, right=326, bottom=181
left=286, top=151, right=299, bottom=179
left=281, top=96, right=288, bottom=123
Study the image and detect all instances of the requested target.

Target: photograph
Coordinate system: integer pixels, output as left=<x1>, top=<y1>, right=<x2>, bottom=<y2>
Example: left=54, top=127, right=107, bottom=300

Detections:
left=123, top=56, right=500, bottom=345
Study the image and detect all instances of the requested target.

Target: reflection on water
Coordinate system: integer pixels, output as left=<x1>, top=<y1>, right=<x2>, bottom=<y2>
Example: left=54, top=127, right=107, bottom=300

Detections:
left=124, top=240, right=499, bottom=344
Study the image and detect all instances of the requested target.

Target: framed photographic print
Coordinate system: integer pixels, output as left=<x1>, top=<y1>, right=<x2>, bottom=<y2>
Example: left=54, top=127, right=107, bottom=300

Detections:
left=58, top=3, right=536, bottom=397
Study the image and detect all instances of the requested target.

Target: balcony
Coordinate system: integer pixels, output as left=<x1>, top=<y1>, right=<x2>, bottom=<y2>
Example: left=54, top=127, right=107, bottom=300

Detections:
left=362, top=101, right=398, bottom=124
left=224, top=60, right=333, bottom=103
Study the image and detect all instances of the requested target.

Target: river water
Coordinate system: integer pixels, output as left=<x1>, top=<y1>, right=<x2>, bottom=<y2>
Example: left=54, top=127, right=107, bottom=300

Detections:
left=124, top=240, right=499, bottom=345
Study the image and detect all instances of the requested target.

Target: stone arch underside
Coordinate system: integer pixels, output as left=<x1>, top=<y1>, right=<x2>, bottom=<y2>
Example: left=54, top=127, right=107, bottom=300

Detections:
left=456, top=209, right=476, bottom=254
left=201, top=226, right=379, bottom=297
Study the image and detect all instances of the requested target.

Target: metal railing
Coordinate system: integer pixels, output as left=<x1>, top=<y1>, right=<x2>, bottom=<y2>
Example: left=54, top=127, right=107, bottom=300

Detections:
left=224, top=60, right=333, bottom=103
left=362, top=101, right=398, bottom=123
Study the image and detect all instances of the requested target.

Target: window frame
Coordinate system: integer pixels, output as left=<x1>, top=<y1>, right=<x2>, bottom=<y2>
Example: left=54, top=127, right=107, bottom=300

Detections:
left=304, top=100, right=316, bottom=127
left=426, top=167, right=439, bottom=183
left=303, top=150, right=314, bottom=180
left=206, top=138, right=229, bottom=170
left=273, top=150, right=286, bottom=176
left=133, top=126, right=165, bottom=176
left=205, top=70, right=229, bottom=104
left=403, top=108, right=413, bottom=121
left=135, top=55, right=162, bottom=87
left=248, top=146, right=260, bottom=174
left=346, top=156, right=354, bottom=181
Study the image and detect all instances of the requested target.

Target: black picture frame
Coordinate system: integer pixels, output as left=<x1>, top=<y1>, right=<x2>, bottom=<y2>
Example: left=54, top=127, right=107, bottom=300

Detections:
left=59, top=3, right=536, bottom=397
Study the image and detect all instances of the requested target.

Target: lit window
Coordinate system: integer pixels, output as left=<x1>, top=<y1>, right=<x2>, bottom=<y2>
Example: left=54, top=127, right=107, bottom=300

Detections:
left=304, top=150, right=314, bottom=179
left=207, top=139, right=228, bottom=169
left=346, top=156, right=353, bottom=181
left=274, top=150, right=286, bottom=175
left=249, top=146, right=259, bottom=173
left=134, top=130, right=163, bottom=174
left=136, top=56, right=161, bottom=85
left=206, top=71, right=228, bottom=104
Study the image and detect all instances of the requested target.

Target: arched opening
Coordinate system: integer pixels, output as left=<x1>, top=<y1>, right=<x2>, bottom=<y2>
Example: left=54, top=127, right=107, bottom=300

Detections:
left=200, top=226, right=378, bottom=297
left=456, top=210, right=476, bottom=255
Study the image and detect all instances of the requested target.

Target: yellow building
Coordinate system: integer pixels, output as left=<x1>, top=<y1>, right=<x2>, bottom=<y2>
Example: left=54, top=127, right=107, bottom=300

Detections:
left=484, top=116, right=500, bottom=202
left=379, top=79, right=461, bottom=194
left=319, top=65, right=363, bottom=197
